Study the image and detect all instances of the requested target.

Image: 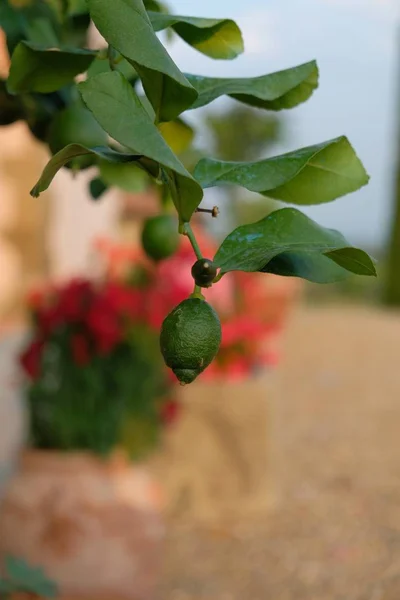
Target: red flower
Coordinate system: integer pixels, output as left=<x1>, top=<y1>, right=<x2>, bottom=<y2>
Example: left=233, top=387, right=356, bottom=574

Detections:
left=20, top=339, right=45, bottom=380
left=86, top=298, right=122, bottom=354
left=102, top=282, right=143, bottom=320
left=221, top=316, right=268, bottom=347
left=160, top=400, right=181, bottom=426
left=37, top=304, right=63, bottom=336
left=57, top=278, right=94, bottom=323
left=71, top=334, right=90, bottom=366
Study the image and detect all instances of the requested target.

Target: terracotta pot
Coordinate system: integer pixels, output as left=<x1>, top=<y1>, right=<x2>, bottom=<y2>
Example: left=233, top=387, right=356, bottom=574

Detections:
left=0, top=450, right=165, bottom=600
left=150, top=372, right=277, bottom=524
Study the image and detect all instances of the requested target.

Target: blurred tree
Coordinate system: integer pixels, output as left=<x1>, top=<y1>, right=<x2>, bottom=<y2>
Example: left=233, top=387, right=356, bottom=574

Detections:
left=205, top=104, right=281, bottom=162
left=384, top=31, right=400, bottom=306
left=204, top=103, right=283, bottom=230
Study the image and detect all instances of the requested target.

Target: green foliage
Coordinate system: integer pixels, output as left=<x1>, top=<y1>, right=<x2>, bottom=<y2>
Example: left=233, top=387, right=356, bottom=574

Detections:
left=78, top=71, right=203, bottom=220
left=31, top=144, right=143, bottom=197
left=0, top=556, right=57, bottom=599
left=186, top=61, right=319, bottom=111
left=7, top=42, right=97, bottom=94
left=214, top=208, right=376, bottom=283
left=27, top=325, right=167, bottom=459
left=195, top=136, right=369, bottom=206
left=0, top=0, right=376, bottom=383
left=205, top=105, right=281, bottom=163
left=148, top=12, right=244, bottom=59
left=86, top=0, right=198, bottom=121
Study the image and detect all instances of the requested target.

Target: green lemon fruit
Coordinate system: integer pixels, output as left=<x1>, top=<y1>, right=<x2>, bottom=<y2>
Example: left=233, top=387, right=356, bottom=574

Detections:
left=141, top=214, right=180, bottom=261
left=160, top=298, right=222, bottom=384
left=48, top=102, right=108, bottom=169
left=191, top=258, right=218, bottom=288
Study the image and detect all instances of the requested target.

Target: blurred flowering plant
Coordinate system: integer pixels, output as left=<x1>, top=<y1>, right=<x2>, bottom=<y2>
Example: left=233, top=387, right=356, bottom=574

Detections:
left=95, top=226, right=300, bottom=383
left=20, top=276, right=176, bottom=460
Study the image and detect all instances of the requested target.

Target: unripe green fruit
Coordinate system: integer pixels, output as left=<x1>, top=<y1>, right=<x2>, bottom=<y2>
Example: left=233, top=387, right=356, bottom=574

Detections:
left=48, top=103, right=108, bottom=170
left=160, top=298, right=221, bottom=384
left=191, top=258, right=218, bottom=288
left=141, top=214, right=179, bottom=261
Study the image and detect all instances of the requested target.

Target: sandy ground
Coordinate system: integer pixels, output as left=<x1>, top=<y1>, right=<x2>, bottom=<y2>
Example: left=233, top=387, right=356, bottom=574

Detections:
left=161, top=305, right=400, bottom=600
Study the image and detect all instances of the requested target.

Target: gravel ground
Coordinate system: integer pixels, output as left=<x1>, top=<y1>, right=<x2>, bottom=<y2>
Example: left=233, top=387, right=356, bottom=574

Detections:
left=161, top=305, right=400, bottom=600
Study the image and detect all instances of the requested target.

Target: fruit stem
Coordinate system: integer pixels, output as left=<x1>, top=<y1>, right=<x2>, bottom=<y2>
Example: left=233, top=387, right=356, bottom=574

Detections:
left=182, top=223, right=203, bottom=260
left=190, top=284, right=205, bottom=300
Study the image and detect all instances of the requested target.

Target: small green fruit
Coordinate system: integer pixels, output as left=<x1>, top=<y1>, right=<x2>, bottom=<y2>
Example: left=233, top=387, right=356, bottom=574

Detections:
left=48, top=102, right=108, bottom=170
left=141, top=214, right=180, bottom=261
left=160, top=298, right=221, bottom=384
left=191, top=258, right=218, bottom=288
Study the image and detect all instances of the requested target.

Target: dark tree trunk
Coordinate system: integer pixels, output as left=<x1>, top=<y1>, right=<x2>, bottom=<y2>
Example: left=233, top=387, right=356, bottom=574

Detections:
left=384, top=30, right=400, bottom=306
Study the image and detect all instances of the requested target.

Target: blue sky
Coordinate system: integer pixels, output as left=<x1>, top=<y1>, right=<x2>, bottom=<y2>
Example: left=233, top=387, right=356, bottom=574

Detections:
left=166, top=0, right=400, bottom=249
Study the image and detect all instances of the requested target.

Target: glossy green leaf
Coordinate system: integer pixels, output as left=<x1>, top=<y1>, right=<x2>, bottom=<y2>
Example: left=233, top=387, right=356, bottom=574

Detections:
left=87, top=55, right=138, bottom=82
left=31, top=144, right=143, bottom=197
left=99, top=160, right=149, bottom=193
left=7, top=42, right=97, bottom=94
left=263, top=252, right=352, bottom=283
left=158, top=118, right=194, bottom=155
left=79, top=71, right=203, bottom=221
left=186, top=61, right=318, bottom=110
left=324, top=247, right=377, bottom=276
left=144, top=0, right=169, bottom=12
left=195, top=136, right=369, bottom=206
left=148, top=12, right=243, bottom=60
left=86, top=0, right=197, bottom=122
left=214, top=208, right=376, bottom=282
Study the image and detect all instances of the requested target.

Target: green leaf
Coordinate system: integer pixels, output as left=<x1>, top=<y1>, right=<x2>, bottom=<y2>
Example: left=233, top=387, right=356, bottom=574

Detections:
left=86, top=0, right=197, bottom=122
left=87, top=55, right=138, bottom=82
left=148, top=12, right=244, bottom=60
left=79, top=71, right=203, bottom=221
left=99, top=160, right=149, bottom=192
left=144, top=0, right=169, bottom=12
left=31, top=144, right=143, bottom=197
left=7, top=42, right=97, bottom=94
left=186, top=60, right=318, bottom=110
left=5, top=556, right=57, bottom=599
left=25, top=17, right=59, bottom=46
left=263, top=252, right=352, bottom=283
left=195, top=136, right=370, bottom=206
left=324, top=247, right=377, bottom=276
left=213, top=208, right=376, bottom=282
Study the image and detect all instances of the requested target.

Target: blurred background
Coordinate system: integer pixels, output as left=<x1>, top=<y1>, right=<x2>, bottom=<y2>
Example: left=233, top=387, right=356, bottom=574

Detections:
left=1, top=1, right=400, bottom=599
